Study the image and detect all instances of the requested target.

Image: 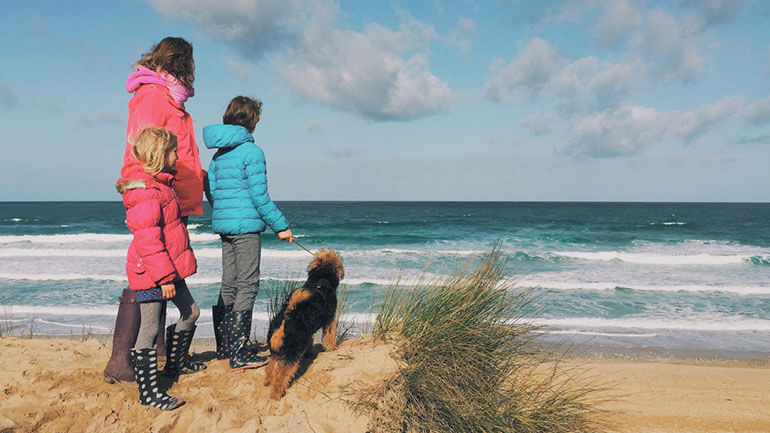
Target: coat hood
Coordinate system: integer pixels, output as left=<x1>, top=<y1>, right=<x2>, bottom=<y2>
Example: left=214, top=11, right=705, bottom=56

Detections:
left=203, top=124, right=254, bottom=150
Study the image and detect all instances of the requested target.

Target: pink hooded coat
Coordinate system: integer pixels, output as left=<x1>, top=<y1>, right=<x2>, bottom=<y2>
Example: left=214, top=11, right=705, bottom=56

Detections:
left=117, top=171, right=197, bottom=291
left=121, top=72, right=204, bottom=217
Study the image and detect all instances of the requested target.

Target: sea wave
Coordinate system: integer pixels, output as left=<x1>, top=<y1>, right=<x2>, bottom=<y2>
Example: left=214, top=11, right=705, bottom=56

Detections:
left=0, top=305, right=376, bottom=325
left=533, top=317, right=770, bottom=332
left=514, top=280, right=770, bottom=295
left=0, top=272, right=403, bottom=287
left=552, top=251, right=750, bottom=265
left=0, top=232, right=220, bottom=244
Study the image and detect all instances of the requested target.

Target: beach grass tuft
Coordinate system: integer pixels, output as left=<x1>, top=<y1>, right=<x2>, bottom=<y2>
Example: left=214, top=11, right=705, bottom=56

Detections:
left=367, top=246, right=609, bottom=433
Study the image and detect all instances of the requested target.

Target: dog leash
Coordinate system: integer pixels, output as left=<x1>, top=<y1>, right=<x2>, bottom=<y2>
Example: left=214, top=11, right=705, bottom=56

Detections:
left=293, top=239, right=315, bottom=256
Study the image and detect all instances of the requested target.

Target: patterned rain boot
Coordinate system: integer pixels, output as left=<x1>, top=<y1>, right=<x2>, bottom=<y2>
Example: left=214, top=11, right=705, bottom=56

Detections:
left=163, top=324, right=206, bottom=378
left=213, top=304, right=233, bottom=360
left=130, top=348, right=184, bottom=411
left=229, top=309, right=268, bottom=371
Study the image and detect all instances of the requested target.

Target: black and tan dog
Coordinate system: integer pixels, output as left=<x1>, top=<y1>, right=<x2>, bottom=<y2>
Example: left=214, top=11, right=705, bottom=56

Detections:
left=264, top=249, right=344, bottom=400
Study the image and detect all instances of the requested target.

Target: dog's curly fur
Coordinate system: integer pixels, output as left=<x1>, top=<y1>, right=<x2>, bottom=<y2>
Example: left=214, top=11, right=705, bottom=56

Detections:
left=264, top=249, right=344, bottom=400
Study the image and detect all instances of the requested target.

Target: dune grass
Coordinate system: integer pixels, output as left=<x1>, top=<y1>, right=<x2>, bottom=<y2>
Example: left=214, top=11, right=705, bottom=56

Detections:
left=367, top=247, right=609, bottom=433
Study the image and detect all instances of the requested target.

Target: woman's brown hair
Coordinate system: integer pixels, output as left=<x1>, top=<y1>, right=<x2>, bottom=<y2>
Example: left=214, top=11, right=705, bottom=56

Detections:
left=223, top=96, right=262, bottom=133
left=136, top=37, right=195, bottom=88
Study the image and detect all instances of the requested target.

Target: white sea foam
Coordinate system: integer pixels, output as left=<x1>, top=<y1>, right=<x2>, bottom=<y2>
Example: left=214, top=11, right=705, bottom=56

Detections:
left=552, top=251, right=748, bottom=265
left=0, top=232, right=220, bottom=244
left=0, top=305, right=375, bottom=326
left=514, top=280, right=770, bottom=295
left=533, top=317, right=770, bottom=332
left=0, top=248, right=127, bottom=258
left=0, top=233, right=132, bottom=244
left=542, top=330, right=659, bottom=338
left=34, top=318, right=112, bottom=331
left=0, top=272, right=128, bottom=282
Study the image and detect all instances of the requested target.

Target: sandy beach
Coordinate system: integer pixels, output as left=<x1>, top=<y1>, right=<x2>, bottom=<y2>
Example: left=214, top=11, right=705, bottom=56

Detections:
left=0, top=336, right=768, bottom=433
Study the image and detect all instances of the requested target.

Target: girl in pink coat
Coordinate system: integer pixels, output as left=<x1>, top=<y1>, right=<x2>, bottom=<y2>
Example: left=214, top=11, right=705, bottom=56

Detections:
left=116, top=127, right=204, bottom=411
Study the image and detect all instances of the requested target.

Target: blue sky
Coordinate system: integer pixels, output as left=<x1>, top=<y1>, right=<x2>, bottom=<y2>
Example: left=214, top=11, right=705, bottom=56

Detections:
left=1, top=0, right=769, bottom=201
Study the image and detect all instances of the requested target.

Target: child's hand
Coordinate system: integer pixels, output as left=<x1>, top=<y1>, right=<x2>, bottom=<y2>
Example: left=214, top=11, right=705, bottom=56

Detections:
left=161, top=283, right=176, bottom=299
left=278, top=229, right=294, bottom=243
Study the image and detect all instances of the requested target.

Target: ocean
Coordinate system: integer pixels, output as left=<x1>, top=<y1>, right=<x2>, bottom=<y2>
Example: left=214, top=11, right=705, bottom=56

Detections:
left=1, top=201, right=769, bottom=352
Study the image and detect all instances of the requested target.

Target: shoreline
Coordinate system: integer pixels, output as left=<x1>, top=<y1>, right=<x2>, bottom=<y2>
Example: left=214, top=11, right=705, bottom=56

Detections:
left=29, top=332, right=770, bottom=363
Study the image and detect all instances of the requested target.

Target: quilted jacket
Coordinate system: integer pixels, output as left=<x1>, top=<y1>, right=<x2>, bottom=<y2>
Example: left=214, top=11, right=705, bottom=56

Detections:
left=121, top=83, right=204, bottom=217
left=117, top=171, right=197, bottom=291
left=203, top=124, right=289, bottom=235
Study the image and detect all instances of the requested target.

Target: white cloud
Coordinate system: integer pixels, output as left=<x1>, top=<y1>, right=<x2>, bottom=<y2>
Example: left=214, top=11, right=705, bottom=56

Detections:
left=632, top=9, right=704, bottom=83
left=562, top=98, right=740, bottom=157
left=445, top=17, right=475, bottom=54
left=594, top=0, right=642, bottom=47
left=563, top=105, right=672, bottom=157
left=588, top=60, right=641, bottom=110
left=484, top=38, right=642, bottom=112
left=150, top=0, right=450, bottom=121
left=521, top=112, right=557, bottom=136
left=746, top=97, right=770, bottom=126
left=0, top=82, right=18, bottom=109
left=483, top=38, right=563, bottom=101
left=283, top=17, right=451, bottom=121
left=679, top=0, right=738, bottom=29
left=147, top=0, right=309, bottom=59
left=673, top=97, right=741, bottom=142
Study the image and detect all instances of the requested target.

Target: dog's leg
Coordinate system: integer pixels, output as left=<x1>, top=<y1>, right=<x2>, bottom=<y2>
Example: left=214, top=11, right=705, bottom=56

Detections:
left=269, top=359, right=300, bottom=401
left=322, top=319, right=338, bottom=351
left=263, top=357, right=274, bottom=386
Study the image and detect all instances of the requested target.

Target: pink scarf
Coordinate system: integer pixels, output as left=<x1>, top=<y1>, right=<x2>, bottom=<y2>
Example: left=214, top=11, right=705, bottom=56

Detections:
left=126, top=66, right=194, bottom=109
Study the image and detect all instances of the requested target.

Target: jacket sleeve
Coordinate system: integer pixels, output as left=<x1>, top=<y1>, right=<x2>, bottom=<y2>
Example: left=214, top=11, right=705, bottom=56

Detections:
left=243, top=147, right=289, bottom=233
left=204, top=166, right=215, bottom=206
left=125, top=193, right=179, bottom=285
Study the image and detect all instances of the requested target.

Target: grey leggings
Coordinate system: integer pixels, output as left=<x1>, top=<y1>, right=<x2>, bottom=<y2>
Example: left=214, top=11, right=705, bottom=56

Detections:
left=135, top=280, right=200, bottom=349
left=219, top=233, right=261, bottom=312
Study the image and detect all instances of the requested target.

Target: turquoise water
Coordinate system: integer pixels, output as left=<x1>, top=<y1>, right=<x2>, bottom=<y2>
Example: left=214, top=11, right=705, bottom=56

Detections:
left=1, top=201, right=769, bottom=351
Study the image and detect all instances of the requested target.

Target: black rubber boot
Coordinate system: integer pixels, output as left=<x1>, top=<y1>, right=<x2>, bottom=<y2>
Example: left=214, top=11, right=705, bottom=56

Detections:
left=213, top=304, right=233, bottom=360
left=163, top=324, right=206, bottom=378
left=130, top=348, right=184, bottom=411
left=228, top=310, right=268, bottom=371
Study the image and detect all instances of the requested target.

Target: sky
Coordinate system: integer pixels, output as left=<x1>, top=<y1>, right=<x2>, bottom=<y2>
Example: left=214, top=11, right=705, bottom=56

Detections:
left=1, top=0, right=769, bottom=201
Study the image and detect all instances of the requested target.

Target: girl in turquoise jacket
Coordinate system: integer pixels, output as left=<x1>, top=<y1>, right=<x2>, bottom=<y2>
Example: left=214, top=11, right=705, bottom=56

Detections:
left=204, top=96, right=294, bottom=370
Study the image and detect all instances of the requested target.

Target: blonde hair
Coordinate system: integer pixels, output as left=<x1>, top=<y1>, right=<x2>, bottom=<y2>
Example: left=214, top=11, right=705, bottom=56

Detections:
left=131, top=127, right=178, bottom=174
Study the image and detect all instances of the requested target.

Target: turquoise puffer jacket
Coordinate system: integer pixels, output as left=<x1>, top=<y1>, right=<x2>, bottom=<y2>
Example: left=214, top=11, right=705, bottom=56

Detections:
left=204, top=124, right=289, bottom=235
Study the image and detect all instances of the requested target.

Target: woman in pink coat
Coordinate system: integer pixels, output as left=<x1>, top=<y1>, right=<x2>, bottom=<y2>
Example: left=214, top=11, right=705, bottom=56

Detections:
left=121, top=37, right=203, bottom=218
left=116, top=127, right=204, bottom=411
left=105, top=37, right=204, bottom=383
